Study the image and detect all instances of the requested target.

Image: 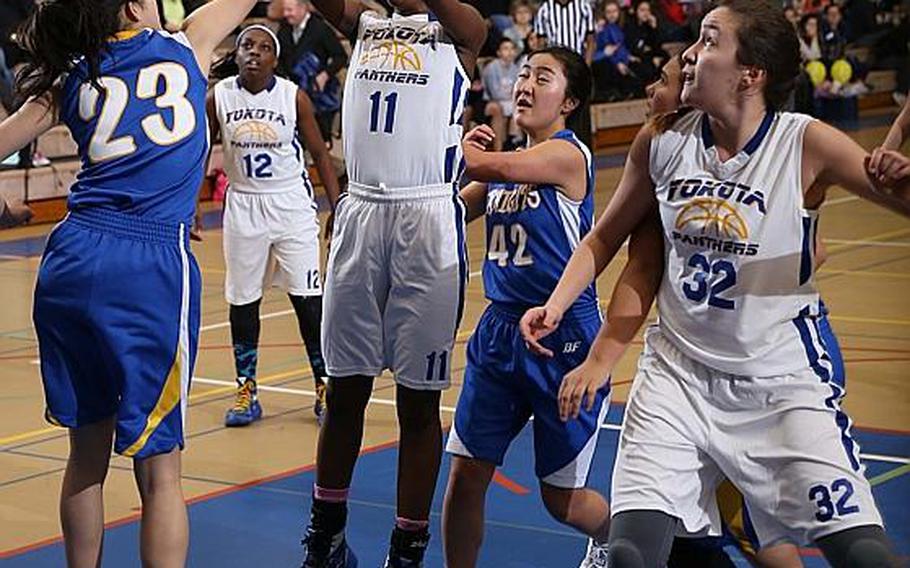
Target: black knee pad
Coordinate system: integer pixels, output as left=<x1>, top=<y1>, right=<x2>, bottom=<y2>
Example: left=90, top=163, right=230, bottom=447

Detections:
left=609, top=538, right=646, bottom=568
left=818, top=525, right=898, bottom=568
left=230, top=299, right=261, bottom=345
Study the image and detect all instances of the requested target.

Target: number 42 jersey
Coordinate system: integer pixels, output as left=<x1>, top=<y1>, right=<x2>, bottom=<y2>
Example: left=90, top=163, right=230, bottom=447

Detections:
left=343, top=11, right=469, bottom=193
left=483, top=130, right=599, bottom=317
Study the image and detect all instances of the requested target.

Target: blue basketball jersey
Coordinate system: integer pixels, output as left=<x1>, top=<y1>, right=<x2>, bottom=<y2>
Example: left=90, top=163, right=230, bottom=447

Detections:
left=482, top=130, right=598, bottom=315
left=60, top=29, right=208, bottom=223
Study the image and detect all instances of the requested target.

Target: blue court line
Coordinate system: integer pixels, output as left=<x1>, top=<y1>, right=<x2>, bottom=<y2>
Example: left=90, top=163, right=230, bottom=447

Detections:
left=3, top=403, right=908, bottom=567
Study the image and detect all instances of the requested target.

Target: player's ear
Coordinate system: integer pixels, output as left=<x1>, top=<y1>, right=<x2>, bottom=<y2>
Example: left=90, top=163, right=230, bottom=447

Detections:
left=122, top=1, right=144, bottom=24
left=561, top=95, right=579, bottom=117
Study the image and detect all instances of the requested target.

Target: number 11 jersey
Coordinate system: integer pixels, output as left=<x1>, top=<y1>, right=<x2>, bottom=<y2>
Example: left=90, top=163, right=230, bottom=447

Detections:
left=343, top=11, right=469, bottom=193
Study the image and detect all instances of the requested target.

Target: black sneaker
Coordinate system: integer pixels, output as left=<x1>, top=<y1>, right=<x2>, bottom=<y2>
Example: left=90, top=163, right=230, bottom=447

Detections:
left=382, top=528, right=429, bottom=568
left=301, top=525, right=358, bottom=568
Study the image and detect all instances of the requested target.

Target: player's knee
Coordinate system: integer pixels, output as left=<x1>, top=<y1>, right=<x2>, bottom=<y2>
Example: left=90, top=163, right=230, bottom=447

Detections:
left=133, top=448, right=182, bottom=499
left=289, top=294, right=321, bottom=323
left=447, top=459, right=493, bottom=497
left=325, top=376, right=372, bottom=417
left=539, top=485, right=572, bottom=524
left=817, top=525, right=898, bottom=568
left=396, top=389, right=441, bottom=431
left=608, top=538, right=646, bottom=568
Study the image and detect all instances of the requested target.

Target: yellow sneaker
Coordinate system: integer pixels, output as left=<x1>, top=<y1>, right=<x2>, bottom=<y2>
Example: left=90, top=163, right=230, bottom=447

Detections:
left=225, top=380, right=263, bottom=427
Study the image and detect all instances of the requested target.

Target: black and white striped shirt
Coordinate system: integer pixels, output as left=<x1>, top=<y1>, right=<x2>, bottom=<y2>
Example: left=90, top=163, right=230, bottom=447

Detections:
left=533, top=0, right=595, bottom=56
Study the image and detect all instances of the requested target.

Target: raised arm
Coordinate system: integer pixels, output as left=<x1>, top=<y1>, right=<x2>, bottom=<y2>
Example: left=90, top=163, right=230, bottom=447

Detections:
left=0, top=98, right=57, bottom=163
left=520, top=126, right=658, bottom=353
left=558, top=210, right=664, bottom=420
left=310, top=0, right=367, bottom=38
left=297, top=89, right=341, bottom=213
left=423, top=0, right=488, bottom=70
left=803, top=120, right=910, bottom=217
left=182, top=0, right=259, bottom=75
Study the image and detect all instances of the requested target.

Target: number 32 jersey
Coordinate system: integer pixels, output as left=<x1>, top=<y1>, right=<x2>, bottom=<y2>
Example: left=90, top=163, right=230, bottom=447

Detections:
left=483, top=130, right=598, bottom=316
left=60, top=29, right=208, bottom=223
left=650, top=110, right=820, bottom=376
left=343, top=11, right=469, bottom=192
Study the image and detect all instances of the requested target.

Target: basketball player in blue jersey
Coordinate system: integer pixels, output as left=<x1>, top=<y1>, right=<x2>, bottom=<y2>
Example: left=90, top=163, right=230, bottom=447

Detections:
left=0, top=0, right=257, bottom=565
left=442, top=47, right=622, bottom=568
left=206, top=25, right=341, bottom=428
left=521, top=0, right=910, bottom=565
left=299, top=0, right=486, bottom=566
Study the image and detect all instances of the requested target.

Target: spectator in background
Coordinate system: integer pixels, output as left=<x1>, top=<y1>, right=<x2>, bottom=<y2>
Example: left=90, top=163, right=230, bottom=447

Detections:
left=821, top=3, right=848, bottom=60
left=156, top=0, right=207, bottom=30
left=0, top=1, right=33, bottom=62
left=624, top=0, right=667, bottom=85
left=592, top=1, right=644, bottom=100
left=801, top=0, right=830, bottom=14
left=676, top=0, right=707, bottom=42
left=276, top=0, right=348, bottom=145
left=784, top=5, right=801, bottom=27
left=482, top=38, right=521, bottom=151
left=800, top=13, right=824, bottom=61
left=533, top=0, right=595, bottom=147
left=502, top=0, right=535, bottom=53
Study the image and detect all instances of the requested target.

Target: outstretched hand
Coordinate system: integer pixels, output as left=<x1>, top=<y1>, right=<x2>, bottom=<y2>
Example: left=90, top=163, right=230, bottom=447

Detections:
left=558, top=356, right=612, bottom=421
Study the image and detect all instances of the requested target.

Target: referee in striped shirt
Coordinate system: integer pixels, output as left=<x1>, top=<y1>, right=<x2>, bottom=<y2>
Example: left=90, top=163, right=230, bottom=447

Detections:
left=533, top=0, right=596, bottom=147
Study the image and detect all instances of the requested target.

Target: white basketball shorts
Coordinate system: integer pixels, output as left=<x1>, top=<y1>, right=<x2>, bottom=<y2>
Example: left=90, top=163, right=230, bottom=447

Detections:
left=611, top=325, right=883, bottom=546
left=321, top=184, right=468, bottom=390
left=223, top=188, right=321, bottom=305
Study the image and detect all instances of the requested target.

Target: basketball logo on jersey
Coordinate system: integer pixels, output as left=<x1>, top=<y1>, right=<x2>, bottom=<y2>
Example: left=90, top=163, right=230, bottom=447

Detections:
left=676, top=198, right=748, bottom=239
left=355, top=22, right=437, bottom=86
left=359, top=40, right=422, bottom=71
left=668, top=178, right=764, bottom=257
left=226, top=109, right=288, bottom=151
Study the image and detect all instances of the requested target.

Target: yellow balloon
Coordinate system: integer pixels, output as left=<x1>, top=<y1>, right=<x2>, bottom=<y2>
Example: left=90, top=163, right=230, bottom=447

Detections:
left=831, top=59, right=853, bottom=84
left=806, top=60, right=826, bottom=87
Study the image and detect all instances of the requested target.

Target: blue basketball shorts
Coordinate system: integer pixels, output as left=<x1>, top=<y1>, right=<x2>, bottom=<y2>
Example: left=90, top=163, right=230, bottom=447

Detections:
left=446, top=302, right=611, bottom=488
left=34, top=208, right=201, bottom=459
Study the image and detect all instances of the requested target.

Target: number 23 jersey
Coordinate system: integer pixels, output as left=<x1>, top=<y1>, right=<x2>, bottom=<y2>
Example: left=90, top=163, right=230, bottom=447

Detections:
left=650, top=110, right=820, bottom=376
left=60, top=29, right=208, bottom=223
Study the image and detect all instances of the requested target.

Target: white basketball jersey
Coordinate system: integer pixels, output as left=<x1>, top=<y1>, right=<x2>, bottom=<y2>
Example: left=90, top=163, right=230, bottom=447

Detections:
left=343, top=11, right=469, bottom=195
left=651, top=110, right=821, bottom=376
left=214, top=76, right=314, bottom=195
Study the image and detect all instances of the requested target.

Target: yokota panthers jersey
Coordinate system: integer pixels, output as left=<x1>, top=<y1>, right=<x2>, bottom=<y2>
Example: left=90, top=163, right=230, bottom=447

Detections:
left=60, top=29, right=208, bottom=223
left=483, top=130, right=598, bottom=316
left=214, top=76, right=314, bottom=196
left=343, top=11, right=469, bottom=195
left=650, top=110, right=820, bottom=376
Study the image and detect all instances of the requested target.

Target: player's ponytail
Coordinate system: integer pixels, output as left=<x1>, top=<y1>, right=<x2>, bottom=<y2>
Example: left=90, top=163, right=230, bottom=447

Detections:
left=16, top=0, right=134, bottom=105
